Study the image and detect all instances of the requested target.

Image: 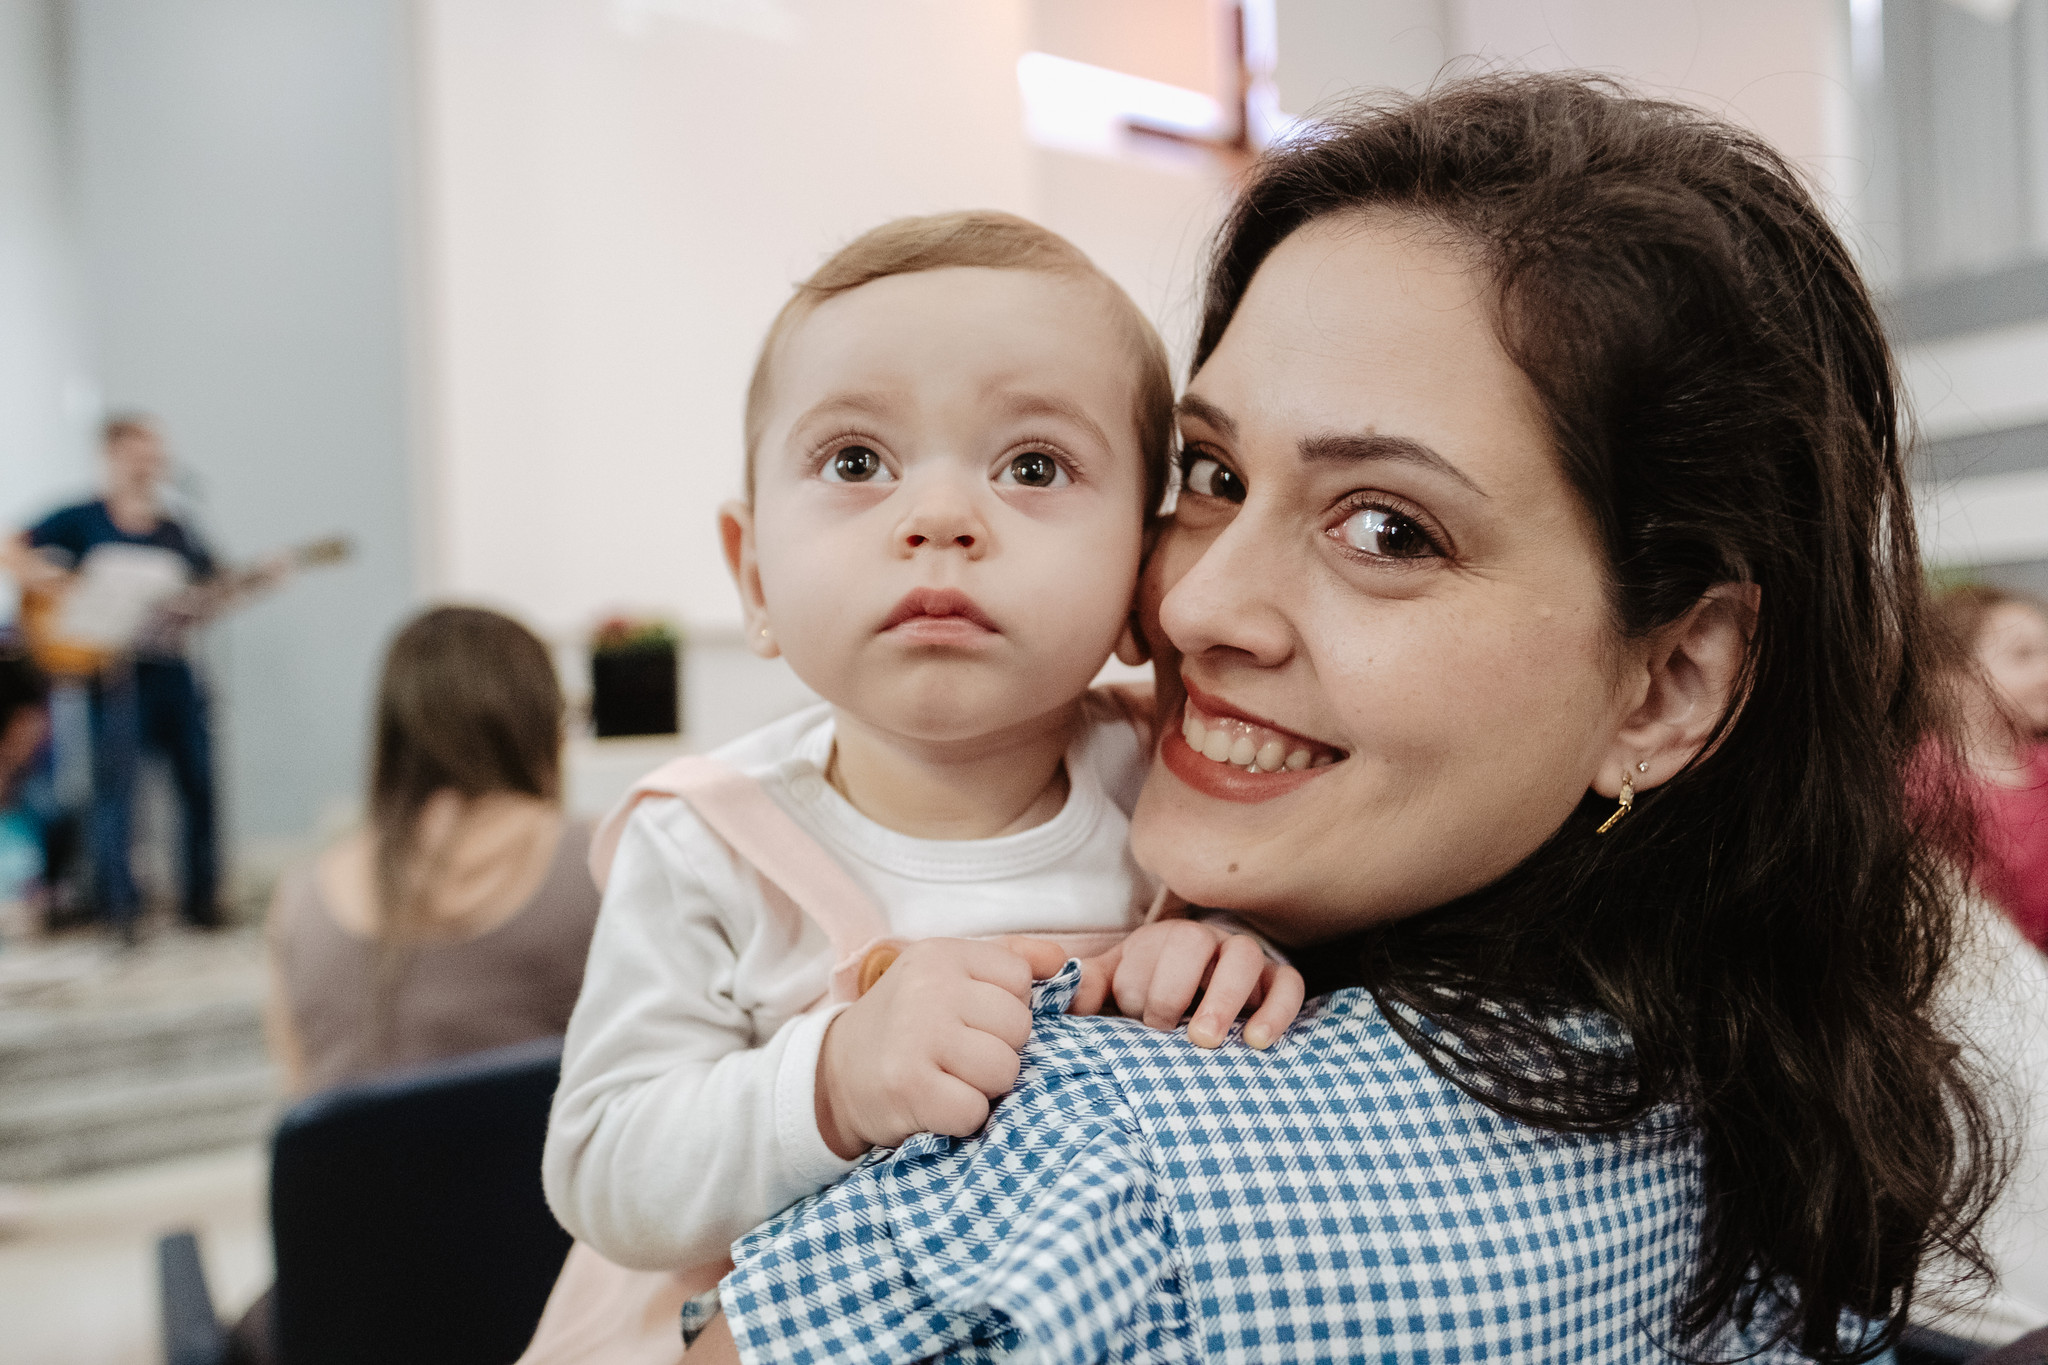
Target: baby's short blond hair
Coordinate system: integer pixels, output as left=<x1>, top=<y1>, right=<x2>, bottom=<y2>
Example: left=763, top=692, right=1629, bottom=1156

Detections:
left=744, top=210, right=1174, bottom=516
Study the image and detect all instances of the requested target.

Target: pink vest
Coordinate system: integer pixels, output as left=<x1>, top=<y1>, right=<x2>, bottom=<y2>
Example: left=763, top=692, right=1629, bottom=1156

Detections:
left=588, top=753, right=1136, bottom=1004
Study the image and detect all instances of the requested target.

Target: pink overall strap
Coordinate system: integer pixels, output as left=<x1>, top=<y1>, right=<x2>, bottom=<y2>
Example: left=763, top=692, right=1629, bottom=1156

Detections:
left=589, top=755, right=890, bottom=965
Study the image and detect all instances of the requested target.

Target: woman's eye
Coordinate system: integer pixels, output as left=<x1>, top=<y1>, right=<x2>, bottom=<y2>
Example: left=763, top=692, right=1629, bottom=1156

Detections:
left=1336, top=506, right=1437, bottom=560
left=999, top=451, right=1067, bottom=488
left=1181, top=453, right=1246, bottom=504
left=821, top=445, right=891, bottom=483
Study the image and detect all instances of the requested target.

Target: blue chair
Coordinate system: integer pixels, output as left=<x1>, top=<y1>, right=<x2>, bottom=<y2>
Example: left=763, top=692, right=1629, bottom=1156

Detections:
left=159, top=1036, right=573, bottom=1365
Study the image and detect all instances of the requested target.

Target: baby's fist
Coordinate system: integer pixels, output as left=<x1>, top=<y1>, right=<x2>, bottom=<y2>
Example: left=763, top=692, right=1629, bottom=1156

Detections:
left=813, top=937, right=1063, bottom=1158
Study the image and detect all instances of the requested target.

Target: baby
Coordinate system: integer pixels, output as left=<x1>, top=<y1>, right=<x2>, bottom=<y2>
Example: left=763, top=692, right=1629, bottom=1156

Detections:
left=541, top=212, right=1301, bottom=1285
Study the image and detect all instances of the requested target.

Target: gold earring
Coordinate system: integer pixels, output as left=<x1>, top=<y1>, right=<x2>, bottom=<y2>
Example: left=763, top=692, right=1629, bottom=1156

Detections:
left=1596, top=769, right=1636, bottom=835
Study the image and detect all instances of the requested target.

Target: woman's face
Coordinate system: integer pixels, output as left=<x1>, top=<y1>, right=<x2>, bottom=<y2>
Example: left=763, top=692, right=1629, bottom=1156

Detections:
left=1975, top=601, right=2048, bottom=736
left=1130, top=214, right=1642, bottom=945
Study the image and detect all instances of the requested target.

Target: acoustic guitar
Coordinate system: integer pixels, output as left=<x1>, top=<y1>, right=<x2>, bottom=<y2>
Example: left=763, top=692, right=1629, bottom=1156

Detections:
left=20, top=534, right=353, bottom=678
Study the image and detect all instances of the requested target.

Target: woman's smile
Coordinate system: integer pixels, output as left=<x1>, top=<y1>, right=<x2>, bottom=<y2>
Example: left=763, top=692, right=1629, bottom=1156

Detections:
left=1160, top=679, right=1344, bottom=804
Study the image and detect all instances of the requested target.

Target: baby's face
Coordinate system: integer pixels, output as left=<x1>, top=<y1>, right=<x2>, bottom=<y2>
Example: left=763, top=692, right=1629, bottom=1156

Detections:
left=732, top=266, right=1150, bottom=744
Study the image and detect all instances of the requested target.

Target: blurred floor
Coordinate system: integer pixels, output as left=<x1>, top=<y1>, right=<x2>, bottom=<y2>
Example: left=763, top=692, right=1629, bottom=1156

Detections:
left=0, top=923, right=266, bottom=1014
left=0, top=927, right=277, bottom=1185
left=0, top=929, right=277, bottom=1361
left=0, top=1143, right=269, bottom=1365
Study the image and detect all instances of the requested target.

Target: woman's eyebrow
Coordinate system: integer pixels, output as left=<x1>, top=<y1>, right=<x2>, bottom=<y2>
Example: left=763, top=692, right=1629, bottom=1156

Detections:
left=1175, top=394, right=1237, bottom=438
left=1300, top=432, right=1488, bottom=498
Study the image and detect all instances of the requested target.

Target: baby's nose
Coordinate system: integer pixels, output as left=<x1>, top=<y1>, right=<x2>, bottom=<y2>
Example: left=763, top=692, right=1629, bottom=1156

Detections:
left=905, top=530, right=975, bottom=549
left=896, top=483, right=987, bottom=554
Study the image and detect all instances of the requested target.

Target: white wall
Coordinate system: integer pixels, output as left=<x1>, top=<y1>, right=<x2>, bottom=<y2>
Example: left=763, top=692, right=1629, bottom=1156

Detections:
left=1448, top=0, right=1847, bottom=175
left=419, top=0, right=1037, bottom=642
left=66, top=0, right=417, bottom=854
left=0, top=0, right=93, bottom=582
left=1273, top=0, right=1851, bottom=193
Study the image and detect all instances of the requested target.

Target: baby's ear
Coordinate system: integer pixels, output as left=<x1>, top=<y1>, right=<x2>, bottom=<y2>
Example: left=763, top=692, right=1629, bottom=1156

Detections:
left=1114, top=612, right=1150, bottom=667
left=1116, top=515, right=1169, bottom=667
left=719, top=501, right=779, bottom=660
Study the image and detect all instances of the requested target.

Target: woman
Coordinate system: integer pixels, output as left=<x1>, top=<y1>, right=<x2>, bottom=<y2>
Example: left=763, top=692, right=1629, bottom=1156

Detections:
left=708, top=75, right=1999, bottom=1362
left=1935, top=584, right=2048, bottom=949
left=232, top=607, right=601, bottom=1361
left=264, top=604, right=601, bottom=1094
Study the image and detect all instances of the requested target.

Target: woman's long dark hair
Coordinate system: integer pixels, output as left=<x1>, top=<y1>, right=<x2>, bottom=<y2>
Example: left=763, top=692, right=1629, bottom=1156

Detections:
left=367, top=606, right=562, bottom=1050
left=1202, top=75, right=2000, bottom=1359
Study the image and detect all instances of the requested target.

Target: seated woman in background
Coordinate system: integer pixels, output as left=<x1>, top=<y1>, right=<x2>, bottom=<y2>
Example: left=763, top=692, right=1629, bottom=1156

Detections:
left=1935, top=584, right=2048, bottom=951
left=231, top=605, right=600, bottom=1362
left=264, top=603, right=600, bottom=1095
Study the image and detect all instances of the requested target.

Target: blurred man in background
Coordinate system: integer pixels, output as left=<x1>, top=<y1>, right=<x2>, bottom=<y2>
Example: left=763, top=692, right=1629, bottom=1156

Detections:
left=5, top=416, right=223, bottom=940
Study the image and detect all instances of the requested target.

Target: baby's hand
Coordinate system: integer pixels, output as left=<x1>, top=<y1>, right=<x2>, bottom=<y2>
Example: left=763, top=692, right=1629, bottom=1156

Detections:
left=1080, top=920, right=1304, bottom=1051
left=813, top=936, right=1067, bottom=1159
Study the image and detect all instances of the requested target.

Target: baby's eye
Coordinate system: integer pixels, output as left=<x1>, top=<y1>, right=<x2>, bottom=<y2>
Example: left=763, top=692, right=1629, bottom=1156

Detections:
left=998, top=451, right=1068, bottom=488
left=1181, top=453, right=1245, bottom=504
left=1335, top=506, right=1437, bottom=560
left=821, top=445, right=892, bottom=484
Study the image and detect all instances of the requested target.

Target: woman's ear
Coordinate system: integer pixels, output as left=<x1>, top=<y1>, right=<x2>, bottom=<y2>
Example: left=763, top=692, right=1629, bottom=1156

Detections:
left=1595, top=582, right=1760, bottom=798
left=719, top=501, right=780, bottom=660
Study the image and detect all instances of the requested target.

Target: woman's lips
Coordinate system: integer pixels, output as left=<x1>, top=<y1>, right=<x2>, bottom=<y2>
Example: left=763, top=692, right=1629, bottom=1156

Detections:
left=880, top=588, right=1000, bottom=643
left=1160, top=690, right=1344, bottom=804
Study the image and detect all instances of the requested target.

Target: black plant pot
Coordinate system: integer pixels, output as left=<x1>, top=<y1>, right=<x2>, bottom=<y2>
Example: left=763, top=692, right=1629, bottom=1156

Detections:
left=590, top=644, right=680, bottom=738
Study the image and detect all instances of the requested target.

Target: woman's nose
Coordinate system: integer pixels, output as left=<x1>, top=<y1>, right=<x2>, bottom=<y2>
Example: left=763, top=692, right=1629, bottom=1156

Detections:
left=894, top=475, right=988, bottom=558
left=1157, top=515, right=1296, bottom=668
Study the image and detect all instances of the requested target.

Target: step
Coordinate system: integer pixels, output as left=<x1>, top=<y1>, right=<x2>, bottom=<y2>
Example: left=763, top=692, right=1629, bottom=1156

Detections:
left=0, top=929, right=280, bottom=1180
left=0, top=1060, right=279, bottom=1182
left=0, top=998, right=268, bottom=1090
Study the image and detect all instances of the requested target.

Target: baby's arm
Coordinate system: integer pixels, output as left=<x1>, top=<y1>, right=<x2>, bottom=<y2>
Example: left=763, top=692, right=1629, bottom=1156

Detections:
left=542, top=808, right=860, bottom=1272
left=1077, top=919, right=1305, bottom=1050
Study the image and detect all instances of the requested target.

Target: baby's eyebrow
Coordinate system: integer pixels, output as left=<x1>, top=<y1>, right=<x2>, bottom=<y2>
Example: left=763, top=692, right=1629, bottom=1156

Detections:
left=989, top=391, right=1113, bottom=452
left=796, top=390, right=902, bottom=425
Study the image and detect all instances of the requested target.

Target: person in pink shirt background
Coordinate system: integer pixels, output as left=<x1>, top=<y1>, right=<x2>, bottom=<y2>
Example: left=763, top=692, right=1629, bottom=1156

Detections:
left=1937, top=584, right=2048, bottom=949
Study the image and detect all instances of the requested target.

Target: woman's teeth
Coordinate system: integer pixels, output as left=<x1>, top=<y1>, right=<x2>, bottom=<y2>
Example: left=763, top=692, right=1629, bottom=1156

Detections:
left=1181, top=702, right=1336, bottom=773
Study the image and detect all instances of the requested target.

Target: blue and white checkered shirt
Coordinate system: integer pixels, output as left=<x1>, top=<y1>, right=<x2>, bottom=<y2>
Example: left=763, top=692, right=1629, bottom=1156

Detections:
left=722, top=962, right=1812, bottom=1363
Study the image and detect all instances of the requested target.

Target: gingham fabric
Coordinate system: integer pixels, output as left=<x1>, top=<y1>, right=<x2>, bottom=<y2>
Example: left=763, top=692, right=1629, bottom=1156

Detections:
left=722, top=962, right=1812, bottom=1364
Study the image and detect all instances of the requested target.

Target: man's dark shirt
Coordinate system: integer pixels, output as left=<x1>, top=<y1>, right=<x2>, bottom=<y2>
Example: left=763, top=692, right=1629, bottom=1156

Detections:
left=28, top=500, right=216, bottom=579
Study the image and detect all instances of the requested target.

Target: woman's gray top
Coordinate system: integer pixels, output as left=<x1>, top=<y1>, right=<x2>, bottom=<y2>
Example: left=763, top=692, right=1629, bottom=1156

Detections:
left=274, top=819, right=601, bottom=1094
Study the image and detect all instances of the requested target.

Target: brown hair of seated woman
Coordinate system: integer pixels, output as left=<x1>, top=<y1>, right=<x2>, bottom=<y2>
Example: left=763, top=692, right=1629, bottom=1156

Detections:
left=361, top=605, right=565, bottom=1062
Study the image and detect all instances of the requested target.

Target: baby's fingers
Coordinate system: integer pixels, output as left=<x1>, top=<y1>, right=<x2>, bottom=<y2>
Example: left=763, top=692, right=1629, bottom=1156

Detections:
left=942, top=1022, right=1025, bottom=1100
left=1241, top=961, right=1306, bottom=1051
left=1137, top=933, right=1216, bottom=1033
left=998, top=935, right=1071, bottom=985
left=1185, top=934, right=1268, bottom=1049
left=1066, top=947, right=1119, bottom=1016
left=911, top=1072, right=997, bottom=1139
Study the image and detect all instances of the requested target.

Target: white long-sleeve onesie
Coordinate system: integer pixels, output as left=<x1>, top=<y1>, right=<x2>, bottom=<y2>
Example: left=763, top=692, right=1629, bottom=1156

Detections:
left=542, top=695, right=1154, bottom=1272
